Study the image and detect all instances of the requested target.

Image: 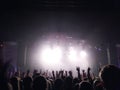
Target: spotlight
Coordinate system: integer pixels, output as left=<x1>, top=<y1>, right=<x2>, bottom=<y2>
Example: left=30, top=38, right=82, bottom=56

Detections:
left=68, top=47, right=77, bottom=60
left=80, top=50, right=87, bottom=58
left=41, top=45, right=62, bottom=65
left=41, top=46, right=52, bottom=63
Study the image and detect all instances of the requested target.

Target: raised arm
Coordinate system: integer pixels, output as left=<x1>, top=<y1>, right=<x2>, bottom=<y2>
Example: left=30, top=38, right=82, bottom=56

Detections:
left=69, top=70, right=73, bottom=78
left=87, top=67, right=93, bottom=84
left=52, top=70, right=55, bottom=80
left=76, top=67, right=82, bottom=82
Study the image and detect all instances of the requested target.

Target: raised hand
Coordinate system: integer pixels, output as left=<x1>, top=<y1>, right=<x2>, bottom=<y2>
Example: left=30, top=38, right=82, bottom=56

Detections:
left=76, top=67, right=80, bottom=72
left=69, top=71, right=72, bottom=75
left=52, top=70, right=55, bottom=79
left=65, top=71, right=68, bottom=77
left=69, top=70, right=73, bottom=78
left=82, top=70, right=85, bottom=73
left=76, top=67, right=82, bottom=81
left=87, top=67, right=93, bottom=84
left=88, top=67, right=91, bottom=71
left=52, top=70, right=54, bottom=75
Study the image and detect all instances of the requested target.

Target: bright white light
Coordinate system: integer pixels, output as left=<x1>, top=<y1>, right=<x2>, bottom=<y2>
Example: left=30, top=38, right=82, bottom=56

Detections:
left=41, top=47, right=52, bottom=63
left=80, top=50, right=87, bottom=58
left=68, top=47, right=77, bottom=60
left=41, top=46, right=62, bottom=65
left=32, top=40, right=90, bottom=72
left=52, top=46, right=62, bottom=61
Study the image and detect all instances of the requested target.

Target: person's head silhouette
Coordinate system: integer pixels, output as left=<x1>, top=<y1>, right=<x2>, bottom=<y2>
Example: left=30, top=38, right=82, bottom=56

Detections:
left=99, top=65, right=120, bottom=90
left=33, top=75, right=47, bottom=90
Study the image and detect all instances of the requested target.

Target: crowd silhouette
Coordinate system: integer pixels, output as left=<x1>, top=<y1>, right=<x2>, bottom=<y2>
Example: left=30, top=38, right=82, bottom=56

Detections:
left=0, top=59, right=120, bottom=90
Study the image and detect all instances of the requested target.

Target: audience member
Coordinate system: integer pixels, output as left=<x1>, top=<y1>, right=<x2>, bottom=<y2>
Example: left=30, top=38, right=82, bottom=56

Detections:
left=1, top=59, right=120, bottom=90
left=99, top=65, right=120, bottom=90
left=33, top=76, right=47, bottom=90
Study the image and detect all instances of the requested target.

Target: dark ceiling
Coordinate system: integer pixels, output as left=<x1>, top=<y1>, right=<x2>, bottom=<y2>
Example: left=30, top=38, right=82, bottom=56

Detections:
left=0, top=0, right=120, bottom=44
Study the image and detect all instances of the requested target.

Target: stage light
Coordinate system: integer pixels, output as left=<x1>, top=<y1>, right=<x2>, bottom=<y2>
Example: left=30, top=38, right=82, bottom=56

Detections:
left=68, top=47, right=77, bottom=61
left=52, top=46, right=62, bottom=60
left=41, top=45, right=62, bottom=65
left=41, top=46, right=52, bottom=63
left=80, top=50, right=87, bottom=58
left=31, top=38, right=91, bottom=73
